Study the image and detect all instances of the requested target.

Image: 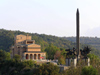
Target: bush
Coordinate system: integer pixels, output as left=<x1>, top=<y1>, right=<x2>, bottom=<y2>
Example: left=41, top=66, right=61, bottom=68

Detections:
left=22, top=60, right=36, bottom=68
left=35, top=63, right=60, bottom=75
left=81, top=66, right=98, bottom=75
left=13, top=54, right=21, bottom=61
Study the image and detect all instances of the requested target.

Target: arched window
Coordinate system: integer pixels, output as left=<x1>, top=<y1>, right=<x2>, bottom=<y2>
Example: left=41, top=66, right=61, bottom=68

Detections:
left=38, top=54, right=40, bottom=59
left=34, top=54, right=36, bottom=59
left=26, top=54, right=28, bottom=59
left=30, top=54, right=33, bottom=59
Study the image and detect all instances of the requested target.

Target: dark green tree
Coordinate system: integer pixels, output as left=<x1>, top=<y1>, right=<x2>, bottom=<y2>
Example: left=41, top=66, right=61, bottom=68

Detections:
left=13, top=54, right=21, bottom=61
left=22, top=60, right=36, bottom=68
left=45, top=44, right=60, bottom=59
left=35, top=63, right=59, bottom=75
left=0, top=50, right=10, bottom=61
left=81, top=66, right=98, bottom=75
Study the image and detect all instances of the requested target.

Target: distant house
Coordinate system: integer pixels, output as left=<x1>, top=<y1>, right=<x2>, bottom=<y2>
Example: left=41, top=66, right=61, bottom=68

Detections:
left=11, top=34, right=46, bottom=60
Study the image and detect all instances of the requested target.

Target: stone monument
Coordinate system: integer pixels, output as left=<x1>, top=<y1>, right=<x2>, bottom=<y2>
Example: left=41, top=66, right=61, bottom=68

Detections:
left=65, top=9, right=91, bottom=67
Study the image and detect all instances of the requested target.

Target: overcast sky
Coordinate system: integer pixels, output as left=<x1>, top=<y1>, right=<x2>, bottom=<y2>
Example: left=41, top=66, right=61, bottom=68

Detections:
left=0, top=0, right=100, bottom=37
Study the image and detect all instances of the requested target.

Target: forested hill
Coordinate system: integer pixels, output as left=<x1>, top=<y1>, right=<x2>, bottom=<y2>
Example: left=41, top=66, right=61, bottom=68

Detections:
left=63, top=37, right=100, bottom=50
left=0, top=29, right=99, bottom=56
left=0, top=29, right=75, bottom=51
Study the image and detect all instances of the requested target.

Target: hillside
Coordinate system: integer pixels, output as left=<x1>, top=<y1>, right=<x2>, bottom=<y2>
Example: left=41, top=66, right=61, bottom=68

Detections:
left=64, top=37, right=100, bottom=50
left=0, top=29, right=99, bottom=56
left=0, top=29, right=75, bottom=51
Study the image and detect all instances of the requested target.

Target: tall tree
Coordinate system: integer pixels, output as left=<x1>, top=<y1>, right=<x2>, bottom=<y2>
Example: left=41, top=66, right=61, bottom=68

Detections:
left=45, top=44, right=60, bottom=59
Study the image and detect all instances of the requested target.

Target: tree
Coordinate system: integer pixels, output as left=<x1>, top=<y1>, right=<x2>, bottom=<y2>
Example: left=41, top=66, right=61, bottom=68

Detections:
left=60, top=48, right=66, bottom=57
left=13, top=54, right=21, bottom=61
left=58, top=55, right=65, bottom=65
left=54, top=51, right=61, bottom=59
left=81, top=66, right=98, bottom=75
left=35, top=63, right=60, bottom=75
left=87, top=53, right=99, bottom=60
left=87, top=53, right=100, bottom=67
left=22, top=60, right=36, bottom=68
left=0, top=50, right=10, bottom=61
left=45, top=44, right=60, bottom=59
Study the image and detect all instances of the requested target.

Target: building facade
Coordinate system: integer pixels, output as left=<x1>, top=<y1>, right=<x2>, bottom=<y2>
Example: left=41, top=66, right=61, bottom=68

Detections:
left=11, top=34, right=46, bottom=60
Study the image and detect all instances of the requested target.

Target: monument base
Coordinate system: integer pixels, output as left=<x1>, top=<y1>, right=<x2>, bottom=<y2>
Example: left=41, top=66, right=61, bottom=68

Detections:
left=66, top=58, right=77, bottom=67
left=66, top=58, right=90, bottom=67
left=83, top=58, right=90, bottom=66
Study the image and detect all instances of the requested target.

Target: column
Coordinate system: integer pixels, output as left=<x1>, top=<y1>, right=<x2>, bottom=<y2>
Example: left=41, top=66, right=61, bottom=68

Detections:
left=28, top=54, right=30, bottom=60
left=33, top=54, right=34, bottom=60
left=37, top=54, right=38, bottom=60
left=40, top=54, right=42, bottom=60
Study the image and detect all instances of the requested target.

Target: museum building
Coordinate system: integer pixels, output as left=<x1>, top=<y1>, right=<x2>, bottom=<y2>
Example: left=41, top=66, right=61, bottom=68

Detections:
left=11, top=34, right=46, bottom=60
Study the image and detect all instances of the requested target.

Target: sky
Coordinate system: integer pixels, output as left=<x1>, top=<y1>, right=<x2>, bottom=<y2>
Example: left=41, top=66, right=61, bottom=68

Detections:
left=0, top=0, right=100, bottom=37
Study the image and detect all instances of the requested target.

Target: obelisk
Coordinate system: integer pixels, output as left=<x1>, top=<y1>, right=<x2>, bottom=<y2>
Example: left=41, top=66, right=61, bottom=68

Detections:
left=76, top=9, right=80, bottom=60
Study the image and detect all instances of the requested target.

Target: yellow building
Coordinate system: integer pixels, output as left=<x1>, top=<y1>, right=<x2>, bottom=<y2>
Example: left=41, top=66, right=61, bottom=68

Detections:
left=11, top=34, right=46, bottom=60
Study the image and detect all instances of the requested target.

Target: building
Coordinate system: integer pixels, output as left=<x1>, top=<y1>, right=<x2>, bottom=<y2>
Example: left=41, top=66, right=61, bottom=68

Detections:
left=11, top=34, right=46, bottom=60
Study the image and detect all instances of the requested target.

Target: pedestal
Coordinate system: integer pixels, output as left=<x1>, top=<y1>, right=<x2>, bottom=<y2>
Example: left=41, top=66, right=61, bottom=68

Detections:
left=66, top=58, right=71, bottom=66
left=73, top=58, right=77, bottom=67
left=83, top=58, right=90, bottom=66
left=87, top=58, right=90, bottom=66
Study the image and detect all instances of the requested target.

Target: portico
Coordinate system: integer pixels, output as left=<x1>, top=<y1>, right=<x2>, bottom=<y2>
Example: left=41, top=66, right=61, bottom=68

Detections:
left=23, top=52, right=46, bottom=60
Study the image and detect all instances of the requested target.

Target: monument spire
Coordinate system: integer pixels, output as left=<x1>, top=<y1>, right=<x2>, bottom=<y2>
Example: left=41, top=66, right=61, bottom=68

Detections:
left=76, top=8, right=80, bottom=59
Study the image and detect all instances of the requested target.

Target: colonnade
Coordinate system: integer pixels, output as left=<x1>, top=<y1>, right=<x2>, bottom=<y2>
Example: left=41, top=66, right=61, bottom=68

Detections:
left=23, top=54, right=44, bottom=60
